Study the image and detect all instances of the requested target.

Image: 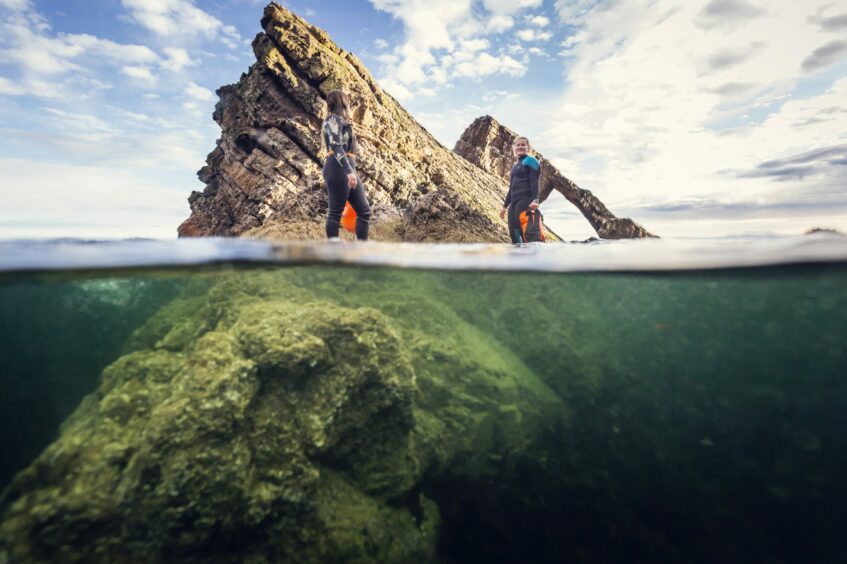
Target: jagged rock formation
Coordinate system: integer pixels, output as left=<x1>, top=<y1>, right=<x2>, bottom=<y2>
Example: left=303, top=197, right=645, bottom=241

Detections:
left=0, top=270, right=563, bottom=562
left=179, top=2, right=525, bottom=243
left=455, top=116, right=655, bottom=239
left=805, top=227, right=845, bottom=236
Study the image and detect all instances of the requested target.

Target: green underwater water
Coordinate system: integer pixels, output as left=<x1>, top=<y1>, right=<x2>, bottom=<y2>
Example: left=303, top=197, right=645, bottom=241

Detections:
left=1, top=264, right=845, bottom=562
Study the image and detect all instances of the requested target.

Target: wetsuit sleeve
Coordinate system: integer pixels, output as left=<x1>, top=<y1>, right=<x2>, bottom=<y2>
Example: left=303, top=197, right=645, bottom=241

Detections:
left=503, top=188, right=511, bottom=208
left=322, top=117, right=354, bottom=174
left=529, top=164, right=540, bottom=201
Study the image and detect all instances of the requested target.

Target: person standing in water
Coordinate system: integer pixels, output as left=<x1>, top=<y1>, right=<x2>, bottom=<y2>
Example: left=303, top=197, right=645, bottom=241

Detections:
left=499, top=136, right=541, bottom=243
left=321, top=90, right=372, bottom=240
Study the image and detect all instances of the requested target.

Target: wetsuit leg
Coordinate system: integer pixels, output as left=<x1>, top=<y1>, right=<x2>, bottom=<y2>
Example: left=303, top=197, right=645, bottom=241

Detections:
left=323, top=159, right=348, bottom=238
left=347, top=173, right=371, bottom=241
left=507, top=195, right=531, bottom=244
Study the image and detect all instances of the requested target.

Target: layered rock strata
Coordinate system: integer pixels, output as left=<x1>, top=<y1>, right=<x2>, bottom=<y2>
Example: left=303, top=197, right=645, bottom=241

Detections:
left=455, top=116, right=655, bottom=239
left=179, top=2, right=519, bottom=242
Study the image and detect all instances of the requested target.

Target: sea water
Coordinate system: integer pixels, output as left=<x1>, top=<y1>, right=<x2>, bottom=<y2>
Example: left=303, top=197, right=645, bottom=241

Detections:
left=0, top=236, right=845, bottom=562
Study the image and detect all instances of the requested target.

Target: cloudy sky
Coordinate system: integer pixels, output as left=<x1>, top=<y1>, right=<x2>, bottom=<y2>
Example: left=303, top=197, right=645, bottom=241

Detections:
left=1, top=0, right=845, bottom=239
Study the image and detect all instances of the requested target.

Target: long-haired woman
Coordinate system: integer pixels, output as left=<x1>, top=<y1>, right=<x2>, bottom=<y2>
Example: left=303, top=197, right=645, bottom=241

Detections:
left=321, top=90, right=372, bottom=240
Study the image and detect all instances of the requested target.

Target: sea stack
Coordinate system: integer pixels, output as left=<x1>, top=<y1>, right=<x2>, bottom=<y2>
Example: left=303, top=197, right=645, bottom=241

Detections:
left=178, top=3, right=652, bottom=242
left=178, top=2, right=516, bottom=242
left=455, top=115, right=655, bottom=239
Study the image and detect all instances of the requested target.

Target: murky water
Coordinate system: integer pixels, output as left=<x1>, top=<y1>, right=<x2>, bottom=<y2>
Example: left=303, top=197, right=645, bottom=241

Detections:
left=1, top=237, right=845, bottom=562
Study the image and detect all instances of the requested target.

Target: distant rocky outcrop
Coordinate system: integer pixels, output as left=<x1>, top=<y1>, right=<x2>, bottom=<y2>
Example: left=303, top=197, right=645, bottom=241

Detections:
left=455, top=116, right=655, bottom=239
left=805, top=228, right=845, bottom=236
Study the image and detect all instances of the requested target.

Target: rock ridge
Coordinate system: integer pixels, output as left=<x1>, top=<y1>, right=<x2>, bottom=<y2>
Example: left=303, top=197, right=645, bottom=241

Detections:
left=179, top=2, right=515, bottom=242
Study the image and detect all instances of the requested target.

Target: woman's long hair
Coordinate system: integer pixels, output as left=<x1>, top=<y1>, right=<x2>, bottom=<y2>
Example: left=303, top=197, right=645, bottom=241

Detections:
left=326, top=90, right=352, bottom=120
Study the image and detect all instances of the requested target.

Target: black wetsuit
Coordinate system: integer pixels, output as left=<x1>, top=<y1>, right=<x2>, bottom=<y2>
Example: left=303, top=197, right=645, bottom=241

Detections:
left=503, top=155, right=540, bottom=243
left=321, top=113, right=371, bottom=240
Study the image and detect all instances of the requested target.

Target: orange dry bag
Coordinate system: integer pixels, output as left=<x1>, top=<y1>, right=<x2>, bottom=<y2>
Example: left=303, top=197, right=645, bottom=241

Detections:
left=340, top=202, right=357, bottom=234
left=519, top=209, right=546, bottom=242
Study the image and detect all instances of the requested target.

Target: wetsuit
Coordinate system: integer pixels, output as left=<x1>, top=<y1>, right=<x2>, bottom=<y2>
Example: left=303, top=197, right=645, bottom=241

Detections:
left=503, top=155, right=540, bottom=243
left=321, top=113, right=371, bottom=240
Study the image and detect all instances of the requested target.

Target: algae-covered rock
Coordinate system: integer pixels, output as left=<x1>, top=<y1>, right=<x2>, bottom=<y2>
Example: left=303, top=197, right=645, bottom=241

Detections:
left=0, top=269, right=563, bottom=562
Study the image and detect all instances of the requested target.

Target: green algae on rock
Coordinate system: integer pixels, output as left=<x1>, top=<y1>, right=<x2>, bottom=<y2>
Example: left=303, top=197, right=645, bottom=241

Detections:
left=0, top=269, right=563, bottom=562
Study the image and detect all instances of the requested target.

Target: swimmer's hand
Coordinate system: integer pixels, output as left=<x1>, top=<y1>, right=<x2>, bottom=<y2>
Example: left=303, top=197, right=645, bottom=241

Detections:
left=347, top=173, right=357, bottom=189
left=499, top=207, right=507, bottom=220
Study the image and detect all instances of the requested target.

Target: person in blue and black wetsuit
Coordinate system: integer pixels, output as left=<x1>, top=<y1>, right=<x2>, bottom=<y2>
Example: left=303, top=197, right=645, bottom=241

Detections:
left=321, top=90, right=372, bottom=240
left=499, top=136, right=541, bottom=243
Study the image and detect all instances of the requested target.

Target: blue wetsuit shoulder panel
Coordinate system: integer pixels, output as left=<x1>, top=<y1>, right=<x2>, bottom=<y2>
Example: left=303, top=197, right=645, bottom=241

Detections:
left=521, top=155, right=540, bottom=171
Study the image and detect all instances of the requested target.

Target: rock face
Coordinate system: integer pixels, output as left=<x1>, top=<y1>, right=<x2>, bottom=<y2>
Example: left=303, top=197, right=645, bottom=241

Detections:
left=0, top=270, right=562, bottom=562
left=179, top=2, right=520, bottom=243
left=455, top=116, right=655, bottom=239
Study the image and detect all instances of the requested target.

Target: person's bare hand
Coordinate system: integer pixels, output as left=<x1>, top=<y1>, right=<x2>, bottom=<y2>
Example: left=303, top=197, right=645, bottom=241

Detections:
left=529, top=200, right=539, bottom=211
left=499, top=207, right=507, bottom=220
left=347, top=173, right=357, bottom=189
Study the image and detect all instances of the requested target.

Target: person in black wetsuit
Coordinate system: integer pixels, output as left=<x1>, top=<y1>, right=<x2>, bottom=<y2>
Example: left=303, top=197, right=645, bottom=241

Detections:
left=499, top=136, right=541, bottom=243
left=321, top=90, right=372, bottom=240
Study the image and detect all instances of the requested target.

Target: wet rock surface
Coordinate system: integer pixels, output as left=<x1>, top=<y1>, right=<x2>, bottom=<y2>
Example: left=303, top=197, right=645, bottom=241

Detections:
left=455, top=115, right=656, bottom=239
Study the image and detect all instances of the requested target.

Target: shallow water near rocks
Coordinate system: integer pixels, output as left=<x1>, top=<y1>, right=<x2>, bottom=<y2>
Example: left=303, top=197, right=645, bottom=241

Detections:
left=1, top=237, right=846, bottom=562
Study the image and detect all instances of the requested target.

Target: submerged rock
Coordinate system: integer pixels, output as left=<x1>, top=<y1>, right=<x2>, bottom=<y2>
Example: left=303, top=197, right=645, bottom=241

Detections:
left=455, top=115, right=655, bottom=239
left=0, top=271, right=562, bottom=562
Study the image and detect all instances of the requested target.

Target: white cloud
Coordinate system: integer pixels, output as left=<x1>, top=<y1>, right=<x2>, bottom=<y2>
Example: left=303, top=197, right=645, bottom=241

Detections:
left=221, top=24, right=241, bottom=49
left=516, top=29, right=553, bottom=41
left=454, top=52, right=524, bottom=78
left=65, top=34, right=160, bottom=64
left=379, top=76, right=412, bottom=101
left=696, top=0, right=763, bottom=30
left=121, top=65, right=157, bottom=82
left=0, top=77, right=25, bottom=95
left=3, top=122, right=209, bottom=170
left=374, top=38, right=389, bottom=49
left=370, top=0, right=537, bottom=94
left=112, top=108, right=152, bottom=123
left=554, top=0, right=610, bottom=26
left=9, top=78, right=64, bottom=98
left=0, top=158, right=190, bottom=239
left=538, top=0, right=847, bottom=217
left=0, top=18, right=162, bottom=87
left=801, top=40, right=847, bottom=73
left=160, top=47, right=195, bottom=71
left=120, top=0, right=224, bottom=38
left=184, top=81, right=214, bottom=101
left=483, top=0, right=543, bottom=16
left=488, top=15, right=514, bottom=32
left=528, top=15, right=550, bottom=26
left=43, top=107, right=122, bottom=133
left=376, top=52, right=400, bottom=65
left=0, top=24, right=81, bottom=74
left=0, top=0, right=30, bottom=11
